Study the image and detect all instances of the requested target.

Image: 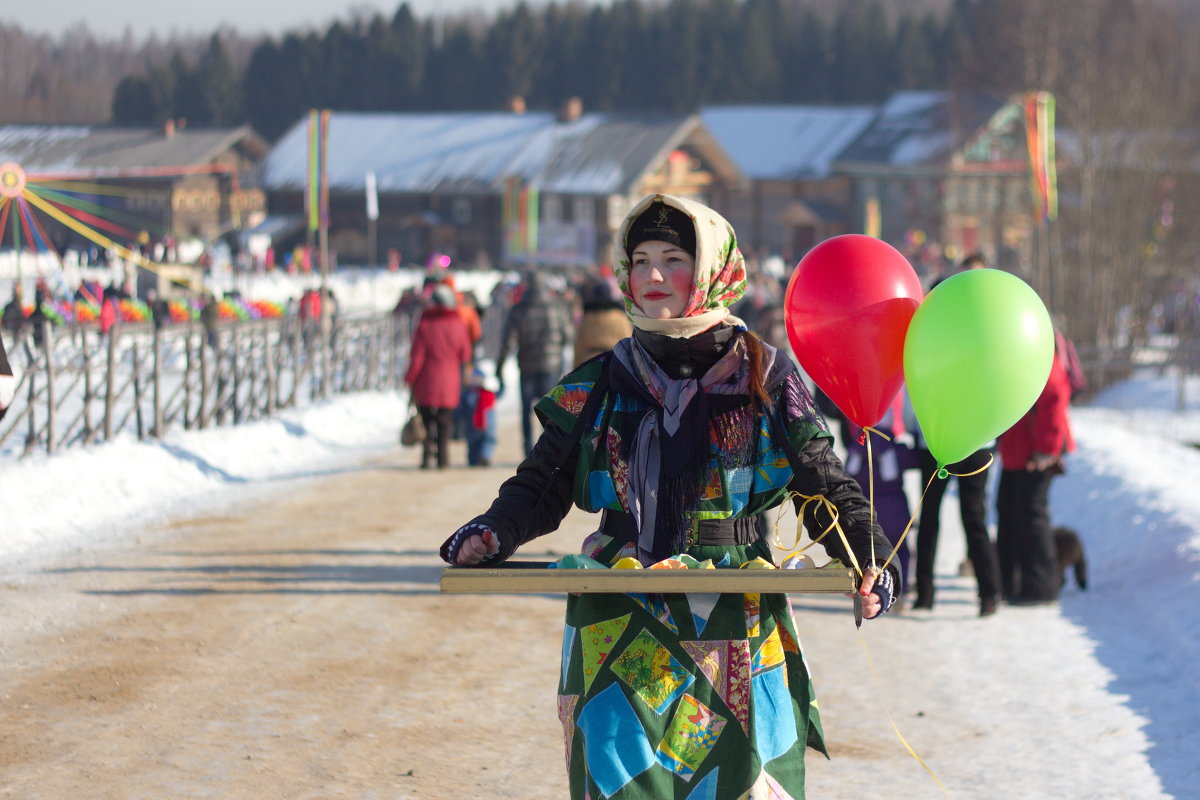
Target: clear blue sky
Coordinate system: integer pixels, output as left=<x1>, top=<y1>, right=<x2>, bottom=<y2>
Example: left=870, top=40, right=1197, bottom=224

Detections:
left=6, top=0, right=506, bottom=39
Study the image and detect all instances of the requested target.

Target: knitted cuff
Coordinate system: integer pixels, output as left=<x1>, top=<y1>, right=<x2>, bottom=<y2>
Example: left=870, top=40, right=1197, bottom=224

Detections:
left=440, top=520, right=501, bottom=565
left=871, top=569, right=897, bottom=617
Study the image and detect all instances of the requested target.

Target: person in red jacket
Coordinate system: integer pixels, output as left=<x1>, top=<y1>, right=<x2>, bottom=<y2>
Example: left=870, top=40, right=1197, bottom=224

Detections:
left=995, top=341, right=1076, bottom=604
left=405, top=284, right=472, bottom=469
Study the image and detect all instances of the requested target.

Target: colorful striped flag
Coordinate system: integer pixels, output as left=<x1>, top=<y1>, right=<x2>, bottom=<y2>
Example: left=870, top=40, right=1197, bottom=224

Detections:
left=1024, top=92, right=1058, bottom=223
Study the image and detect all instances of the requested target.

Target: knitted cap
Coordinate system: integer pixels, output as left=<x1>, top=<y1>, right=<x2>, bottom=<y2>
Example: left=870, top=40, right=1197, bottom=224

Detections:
left=625, top=202, right=696, bottom=259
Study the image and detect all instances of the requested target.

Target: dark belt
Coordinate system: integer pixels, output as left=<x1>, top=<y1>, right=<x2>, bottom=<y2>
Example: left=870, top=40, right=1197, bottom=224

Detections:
left=599, top=509, right=760, bottom=547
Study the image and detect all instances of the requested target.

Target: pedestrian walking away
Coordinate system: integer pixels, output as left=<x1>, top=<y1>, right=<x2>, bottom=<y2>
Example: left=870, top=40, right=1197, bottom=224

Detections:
left=496, top=271, right=573, bottom=455
left=405, top=284, right=472, bottom=469
left=442, top=193, right=900, bottom=800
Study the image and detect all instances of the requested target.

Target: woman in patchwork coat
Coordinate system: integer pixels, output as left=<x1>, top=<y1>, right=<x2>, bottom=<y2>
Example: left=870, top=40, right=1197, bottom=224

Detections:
left=442, top=193, right=898, bottom=799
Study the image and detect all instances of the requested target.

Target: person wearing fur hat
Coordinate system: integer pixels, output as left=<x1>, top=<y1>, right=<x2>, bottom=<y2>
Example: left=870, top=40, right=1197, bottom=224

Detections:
left=441, top=193, right=897, bottom=799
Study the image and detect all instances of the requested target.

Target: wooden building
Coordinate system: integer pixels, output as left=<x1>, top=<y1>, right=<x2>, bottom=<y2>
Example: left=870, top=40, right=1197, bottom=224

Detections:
left=259, top=106, right=743, bottom=270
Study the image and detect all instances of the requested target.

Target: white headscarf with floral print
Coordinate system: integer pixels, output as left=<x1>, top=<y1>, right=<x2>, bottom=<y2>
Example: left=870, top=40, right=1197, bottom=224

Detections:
left=613, top=193, right=747, bottom=338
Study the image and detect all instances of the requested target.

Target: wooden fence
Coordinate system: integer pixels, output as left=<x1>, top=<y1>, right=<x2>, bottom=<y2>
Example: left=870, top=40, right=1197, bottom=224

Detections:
left=0, top=313, right=405, bottom=458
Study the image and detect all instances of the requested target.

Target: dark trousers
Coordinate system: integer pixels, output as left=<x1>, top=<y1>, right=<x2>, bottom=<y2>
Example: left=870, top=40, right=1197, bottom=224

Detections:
left=418, top=406, right=454, bottom=468
left=916, top=448, right=1001, bottom=603
left=996, top=468, right=1059, bottom=602
left=519, top=370, right=558, bottom=456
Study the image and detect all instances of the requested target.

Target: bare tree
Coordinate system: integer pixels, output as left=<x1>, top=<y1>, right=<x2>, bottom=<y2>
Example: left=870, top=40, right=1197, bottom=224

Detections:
left=951, top=0, right=1200, bottom=352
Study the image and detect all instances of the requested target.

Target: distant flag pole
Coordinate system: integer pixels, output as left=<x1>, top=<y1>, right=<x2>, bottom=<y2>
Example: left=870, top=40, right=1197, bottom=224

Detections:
left=306, top=110, right=320, bottom=234
left=365, top=170, right=378, bottom=268
left=318, top=109, right=331, bottom=234
left=365, top=170, right=379, bottom=222
left=525, top=186, right=539, bottom=258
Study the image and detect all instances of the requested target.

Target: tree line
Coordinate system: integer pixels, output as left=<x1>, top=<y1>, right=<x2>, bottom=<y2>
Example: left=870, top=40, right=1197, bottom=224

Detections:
left=106, top=0, right=963, bottom=140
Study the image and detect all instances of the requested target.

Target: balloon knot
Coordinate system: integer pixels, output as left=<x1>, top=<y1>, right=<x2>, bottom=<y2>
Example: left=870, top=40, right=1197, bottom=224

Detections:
left=857, top=431, right=866, bottom=445
left=936, top=467, right=949, bottom=480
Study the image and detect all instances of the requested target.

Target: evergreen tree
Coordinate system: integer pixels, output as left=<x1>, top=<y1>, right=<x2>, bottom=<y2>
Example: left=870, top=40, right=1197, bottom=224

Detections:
left=197, top=34, right=243, bottom=125
left=391, top=4, right=427, bottom=109
left=781, top=10, right=831, bottom=103
left=111, top=75, right=158, bottom=124
left=535, top=2, right=590, bottom=109
left=242, top=38, right=300, bottom=140
left=423, top=23, right=488, bottom=110
left=169, top=51, right=205, bottom=126
left=484, top=3, right=546, bottom=106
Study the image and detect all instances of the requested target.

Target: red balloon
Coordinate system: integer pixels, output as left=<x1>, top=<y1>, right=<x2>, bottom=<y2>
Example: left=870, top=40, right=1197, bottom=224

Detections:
left=784, top=235, right=923, bottom=428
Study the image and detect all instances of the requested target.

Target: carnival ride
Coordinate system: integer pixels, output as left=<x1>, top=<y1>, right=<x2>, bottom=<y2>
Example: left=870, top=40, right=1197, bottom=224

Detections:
left=0, top=161, right=282, bottom=324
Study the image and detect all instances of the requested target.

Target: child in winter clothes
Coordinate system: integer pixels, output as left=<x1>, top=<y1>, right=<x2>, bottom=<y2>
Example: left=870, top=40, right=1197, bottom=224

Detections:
left=465, top=358, right=500, bottom=467
left=841, top=391, right=918, bottom=595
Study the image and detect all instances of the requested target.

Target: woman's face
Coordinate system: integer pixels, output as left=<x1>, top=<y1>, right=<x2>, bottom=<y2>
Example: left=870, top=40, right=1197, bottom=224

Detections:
left=629, top=240, right=695, bottom=319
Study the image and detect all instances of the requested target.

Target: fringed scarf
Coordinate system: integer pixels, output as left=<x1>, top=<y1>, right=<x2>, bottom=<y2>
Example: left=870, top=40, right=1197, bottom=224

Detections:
left=610, top=333, right=780, bottom=563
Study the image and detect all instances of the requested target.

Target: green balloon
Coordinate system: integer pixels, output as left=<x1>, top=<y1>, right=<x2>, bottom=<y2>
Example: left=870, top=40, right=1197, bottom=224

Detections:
left=903, top=269, right=1054, bottom=469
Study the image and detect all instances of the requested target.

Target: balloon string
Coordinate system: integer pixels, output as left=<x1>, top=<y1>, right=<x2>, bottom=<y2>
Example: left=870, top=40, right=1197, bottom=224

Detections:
left=772, top=491, right=865, bottom=582
left=864, top=429, right=878, bottom=572
left=876, top=452, right=996, bottom=574
left=857, top=627, right=951, bottom=797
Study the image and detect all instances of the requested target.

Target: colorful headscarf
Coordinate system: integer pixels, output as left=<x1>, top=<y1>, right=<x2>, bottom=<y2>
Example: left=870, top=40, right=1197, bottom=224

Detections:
left=613, top=194, right=747, bottom=338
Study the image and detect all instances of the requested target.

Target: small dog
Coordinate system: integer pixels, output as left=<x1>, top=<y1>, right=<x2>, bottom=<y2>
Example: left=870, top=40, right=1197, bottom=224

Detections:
left=1054, top=526, right=1088, bottom=590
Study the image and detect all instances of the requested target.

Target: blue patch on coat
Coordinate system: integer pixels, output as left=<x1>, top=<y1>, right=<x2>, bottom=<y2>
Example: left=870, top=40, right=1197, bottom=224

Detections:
left=576, top=682, right=656, bottom=796
left=752, top=666, right=799, bottom=765
left=587, top=470, right=619, bottom=509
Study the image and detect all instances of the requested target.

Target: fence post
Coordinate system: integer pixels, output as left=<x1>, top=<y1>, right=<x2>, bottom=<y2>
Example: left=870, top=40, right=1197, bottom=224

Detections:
left=132, top=338, right=145, bottom=439
left=230, top=326, right=241, bottom=424
left=80, top=326, right=94, bottom=443
left=264, top=322, right=278, bottom=413
left=183, top=323, right=194, bottom=429
left=199, top=329, right=210, bottom=429
left=103, top=326, right=118, bottom=443
left=42, top=320, right=56, bottom=454
left=23, top=336, right=38, bottom=456
left=153, top=323, right=164, bottom=437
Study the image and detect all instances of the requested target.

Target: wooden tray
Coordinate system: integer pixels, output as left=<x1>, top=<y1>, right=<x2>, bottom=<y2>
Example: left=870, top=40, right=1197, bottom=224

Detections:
left=440, top=562, right=856, bottom=594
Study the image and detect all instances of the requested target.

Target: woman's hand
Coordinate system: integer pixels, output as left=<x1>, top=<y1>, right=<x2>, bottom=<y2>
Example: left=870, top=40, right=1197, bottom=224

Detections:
left=456, top=530, right=500, bottom=565
left=847, top=567, right=886, bottom=620
left=441, top=522, right=501, bottom=565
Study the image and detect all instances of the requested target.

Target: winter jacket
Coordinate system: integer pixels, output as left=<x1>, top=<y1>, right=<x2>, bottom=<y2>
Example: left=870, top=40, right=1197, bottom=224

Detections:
left=405, top=306, right=472, bottom=408
left=0, top=332, right=13, bottom=422
left=461, top=327, right=898, bottom=589
left=998, top=352, right=1076, bottom=469
left=497, top=274, right=572, bottom=375
left=572, top=307, right=631, bottom=367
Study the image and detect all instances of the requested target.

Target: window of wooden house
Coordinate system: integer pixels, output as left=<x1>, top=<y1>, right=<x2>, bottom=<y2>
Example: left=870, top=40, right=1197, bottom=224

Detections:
left=453, top=198, right=471, bottom=225
left=543, top=194, right=560, bottom=223
left=574, top=197, right=592, bottom=225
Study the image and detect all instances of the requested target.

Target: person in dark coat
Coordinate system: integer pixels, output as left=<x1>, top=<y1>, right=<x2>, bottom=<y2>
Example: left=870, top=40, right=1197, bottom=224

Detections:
left=0, top=331, right=15, bottom=422
left=996, top=345, right=1076, bottom=604
left=405, top=284, right=472, bottom=469
left=496, top=272, right=573, bottom=454
left=2, top=290, right=26, bottom=335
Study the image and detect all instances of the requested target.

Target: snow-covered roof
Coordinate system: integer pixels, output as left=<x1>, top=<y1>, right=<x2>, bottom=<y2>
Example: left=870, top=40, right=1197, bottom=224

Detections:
left=835, top=91, right=1010, bottom=170
left=0, top=125, right=267, bottom=177
left=260, top=111, right=726, bottom=197
left=700, top=105, right=877, bottom=179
